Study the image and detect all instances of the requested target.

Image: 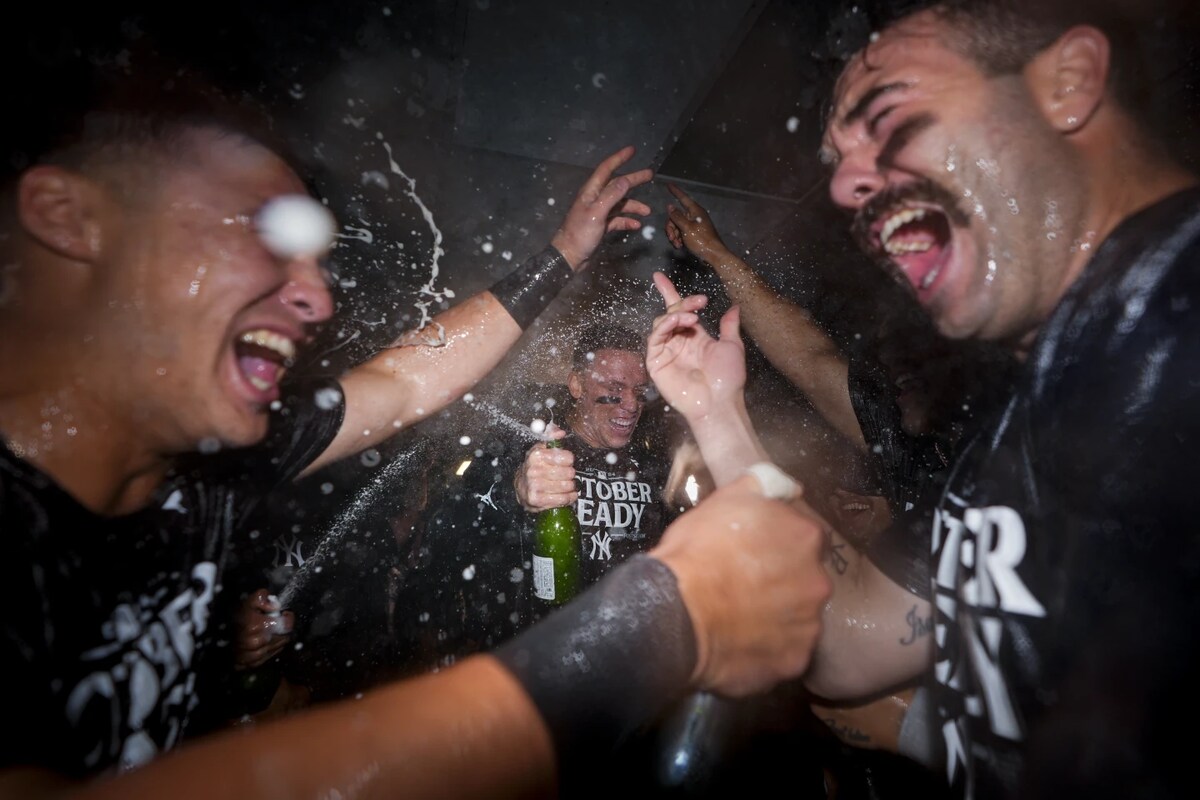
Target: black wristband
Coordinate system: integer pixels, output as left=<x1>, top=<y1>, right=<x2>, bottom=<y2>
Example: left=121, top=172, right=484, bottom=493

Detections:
left=494, top=556, right=697, bottom=760
left=488, top=245, right=574, bottom=330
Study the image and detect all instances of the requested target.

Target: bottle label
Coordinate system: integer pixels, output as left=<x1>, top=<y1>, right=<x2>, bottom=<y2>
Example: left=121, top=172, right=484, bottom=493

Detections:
left=533, top=554, right=556, bottom=601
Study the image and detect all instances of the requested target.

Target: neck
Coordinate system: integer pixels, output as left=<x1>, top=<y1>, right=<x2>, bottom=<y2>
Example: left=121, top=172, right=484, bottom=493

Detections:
left=1015, top=137, right=1198, bottom=358
left=0, top=380, right=171, bottom=516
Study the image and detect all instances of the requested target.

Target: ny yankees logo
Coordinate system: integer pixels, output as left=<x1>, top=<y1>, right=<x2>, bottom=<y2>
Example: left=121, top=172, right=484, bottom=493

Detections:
left=589, top=531, right=612, bottom=560
left=273, top=534, right=306, bottom=569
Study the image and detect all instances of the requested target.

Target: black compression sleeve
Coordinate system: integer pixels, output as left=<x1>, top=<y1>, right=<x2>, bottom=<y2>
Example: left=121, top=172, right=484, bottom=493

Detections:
left=488, top=245, right=574, bottom=330
left=494, top=555, right=697, bottom=759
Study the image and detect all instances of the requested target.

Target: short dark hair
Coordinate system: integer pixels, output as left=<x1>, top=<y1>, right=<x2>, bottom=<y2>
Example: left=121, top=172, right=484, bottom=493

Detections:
left=819, top=0, right=1170, bottom=119
left=570, top=323, right=645, bottom=372
left=3, top=53, right=300, bottom=198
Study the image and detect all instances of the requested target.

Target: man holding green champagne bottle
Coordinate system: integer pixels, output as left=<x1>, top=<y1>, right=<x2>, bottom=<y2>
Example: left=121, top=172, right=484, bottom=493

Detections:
left=515, top=323, right=675, bottom=606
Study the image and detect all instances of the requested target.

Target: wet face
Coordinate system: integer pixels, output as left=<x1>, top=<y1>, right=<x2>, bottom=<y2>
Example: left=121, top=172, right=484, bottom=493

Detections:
left=91, top=128, right=334, bottom=453
left=822, top=11, right=1086, bottom=345
left=567, top=348, right=649, bottom=450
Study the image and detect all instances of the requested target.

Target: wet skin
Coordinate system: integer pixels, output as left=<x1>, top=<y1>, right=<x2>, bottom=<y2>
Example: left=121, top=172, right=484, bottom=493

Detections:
left=87, top=129, right=334, bottom=455
left=566, top=348, right=650, bottom=450
left=822, top=11, right=1090, bottom=346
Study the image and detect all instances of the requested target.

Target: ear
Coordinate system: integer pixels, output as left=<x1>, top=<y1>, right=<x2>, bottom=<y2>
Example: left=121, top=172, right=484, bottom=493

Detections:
left=567, top=371, right=583, bottom=400
left=1026, top=25, right=1110, bottom=134
left=17, top=166, right=105, bottom=262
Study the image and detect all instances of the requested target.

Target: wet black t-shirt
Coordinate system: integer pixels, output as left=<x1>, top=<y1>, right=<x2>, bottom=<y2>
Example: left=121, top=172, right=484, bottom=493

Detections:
left=558, top=430, right=673, bottom=588
left=394, top=417, right=675, bottom=673
left=928, top=187, right=1200, bottom=799
left=0, top=380, right=344, bottom=778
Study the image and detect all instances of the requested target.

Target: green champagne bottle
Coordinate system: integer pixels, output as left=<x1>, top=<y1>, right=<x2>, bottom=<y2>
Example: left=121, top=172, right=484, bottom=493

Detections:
left=532, top=438, right=582, bottom=605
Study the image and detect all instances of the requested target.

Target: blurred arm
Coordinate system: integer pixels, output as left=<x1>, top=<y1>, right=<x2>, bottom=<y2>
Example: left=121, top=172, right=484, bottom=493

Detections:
left=666, top=183, right=864, bottom=449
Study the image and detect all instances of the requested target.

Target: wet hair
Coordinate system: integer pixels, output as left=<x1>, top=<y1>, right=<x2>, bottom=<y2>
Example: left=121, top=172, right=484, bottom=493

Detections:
left=2, top=53, right=303, bottom=203
left=818, top=0, right=1173, bottom=121
left=570, top=323, right=646, bottom=372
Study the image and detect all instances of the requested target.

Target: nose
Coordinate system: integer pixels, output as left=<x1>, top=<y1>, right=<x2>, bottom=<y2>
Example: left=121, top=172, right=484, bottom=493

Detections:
left=829, top=152, right=886, bottom=212
left=280, top=256, right=334, bottom=323
left=619, top=388, right=642, bottom=412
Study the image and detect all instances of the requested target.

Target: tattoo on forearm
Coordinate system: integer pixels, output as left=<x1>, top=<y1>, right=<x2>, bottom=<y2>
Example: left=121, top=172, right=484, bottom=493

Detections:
left=899, top=604, right=933, bottom=646
left=828, top=541, right=849, bottom=576
left=821, top=717, right=872, bottom=745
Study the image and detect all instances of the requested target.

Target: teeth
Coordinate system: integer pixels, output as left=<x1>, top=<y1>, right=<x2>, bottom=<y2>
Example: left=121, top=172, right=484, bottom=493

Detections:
left=247, top=375, right=274, bottom=391
left=885, top=239, right=933, bottom=255
left=880, top=207, right=927, bottom=249
left=239, top=329, right=296, bottom=360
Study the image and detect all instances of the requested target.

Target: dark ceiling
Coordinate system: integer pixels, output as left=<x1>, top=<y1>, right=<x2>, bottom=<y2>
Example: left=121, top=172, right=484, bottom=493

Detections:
left=6, top=0, right=1200, bottom=379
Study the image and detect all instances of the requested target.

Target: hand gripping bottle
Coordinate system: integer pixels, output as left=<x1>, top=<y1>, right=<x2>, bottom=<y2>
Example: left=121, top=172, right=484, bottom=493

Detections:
left=532, top=438, right=582, bottom=605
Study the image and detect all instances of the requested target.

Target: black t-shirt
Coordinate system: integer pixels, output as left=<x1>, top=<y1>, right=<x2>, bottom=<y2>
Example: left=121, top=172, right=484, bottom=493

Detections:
left=0, top=380, right=344, bottom=778
left=561, top=430, right=672, bottom=587
left=928, top=187, right=1200, bottom=799
left=394, top=415, right=675, bottom=675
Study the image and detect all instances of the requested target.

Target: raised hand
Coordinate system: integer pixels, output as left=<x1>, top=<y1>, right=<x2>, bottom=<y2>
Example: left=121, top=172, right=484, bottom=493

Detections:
left=551, top=145, right=654, bottom=270
left=514, top=422, right=578, bottom=512
left=646, top=271, right=746, bottom=424
left=665, top=182, right=730, bottom=263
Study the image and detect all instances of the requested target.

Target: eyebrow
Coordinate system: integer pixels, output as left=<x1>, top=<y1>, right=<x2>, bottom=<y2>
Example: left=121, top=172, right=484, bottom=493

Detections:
left=841, top=81, right=911, bottom=128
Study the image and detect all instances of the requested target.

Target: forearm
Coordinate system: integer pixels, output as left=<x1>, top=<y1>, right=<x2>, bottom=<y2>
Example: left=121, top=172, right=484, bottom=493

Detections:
left=307, top=291, right=521, bottom=474
left=702, top=248, right=862, bottom=449
left=685, top=396, right=771, bottom=488
left=75, top=657, right=555, bottom=800
left=803, top=529, right=930, bottom=699
left=308, top=245, right=575, bottom=474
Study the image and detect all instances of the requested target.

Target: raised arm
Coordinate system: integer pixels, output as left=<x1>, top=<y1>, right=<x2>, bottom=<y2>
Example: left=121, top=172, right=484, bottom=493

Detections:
left=302, top=147, right=654, bottom=476
left=645, top=271, right=769, bottom=487
left=21, top=472, right=828, bottom=800
left=665, top=183, right=864, bottom=449
left=646, top=270, right=924, bottom=699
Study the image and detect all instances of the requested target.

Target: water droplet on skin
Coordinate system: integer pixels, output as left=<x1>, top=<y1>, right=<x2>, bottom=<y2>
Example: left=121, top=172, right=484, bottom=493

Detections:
left=314, top=387, right=343, bottom=410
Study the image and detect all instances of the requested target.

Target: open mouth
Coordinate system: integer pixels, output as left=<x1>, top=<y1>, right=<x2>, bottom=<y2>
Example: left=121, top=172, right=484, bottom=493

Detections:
left=609, top=417, right=636, bottom=433
left=233, top=328, right=296, bottom=400
left=873, top=204, right=953, bottom=294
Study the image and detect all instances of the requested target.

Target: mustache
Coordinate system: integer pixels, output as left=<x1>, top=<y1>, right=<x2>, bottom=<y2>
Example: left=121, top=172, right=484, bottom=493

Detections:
left=850, top=178, right=972, bottom=256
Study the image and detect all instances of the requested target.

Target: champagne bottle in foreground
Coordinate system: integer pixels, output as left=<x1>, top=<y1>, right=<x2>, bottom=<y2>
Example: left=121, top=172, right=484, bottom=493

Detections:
left=532, top=437, right=582, bottom=605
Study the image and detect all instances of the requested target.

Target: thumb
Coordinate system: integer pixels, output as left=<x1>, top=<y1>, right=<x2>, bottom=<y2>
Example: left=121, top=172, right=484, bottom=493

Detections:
left=719, top=305, right=743, bottom=344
